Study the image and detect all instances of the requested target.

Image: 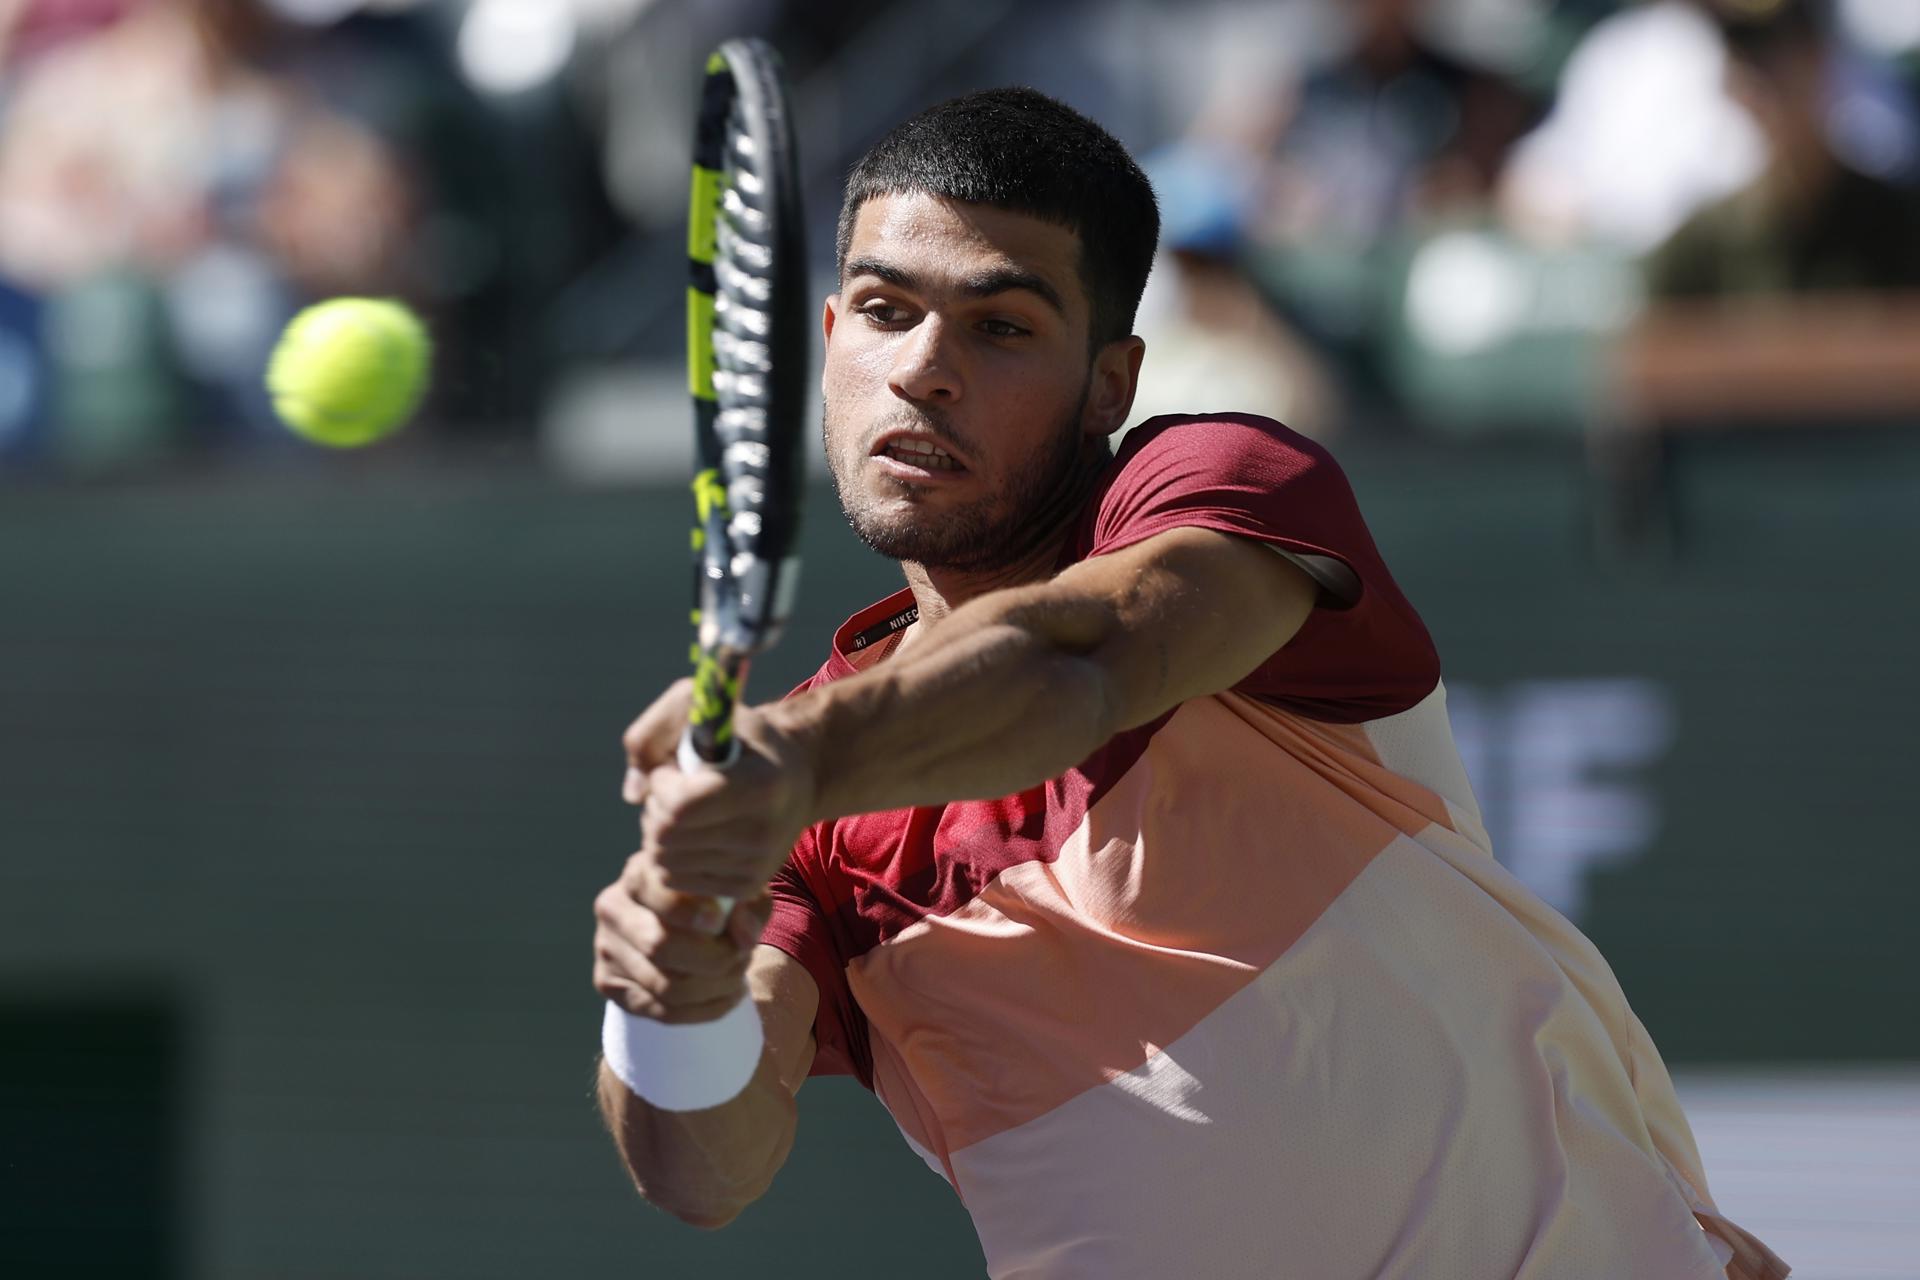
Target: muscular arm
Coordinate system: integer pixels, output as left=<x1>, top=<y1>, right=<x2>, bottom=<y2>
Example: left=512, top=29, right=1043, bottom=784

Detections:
left=777, top=527, right=1318, bottom=820
left=597, top=945, right=818, bottom=1228
left=606, top=527, right=1317, bottom=1220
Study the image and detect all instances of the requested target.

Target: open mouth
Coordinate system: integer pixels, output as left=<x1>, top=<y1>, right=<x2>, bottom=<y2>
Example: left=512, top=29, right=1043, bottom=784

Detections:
left=879, top=437, right=967, bottom=474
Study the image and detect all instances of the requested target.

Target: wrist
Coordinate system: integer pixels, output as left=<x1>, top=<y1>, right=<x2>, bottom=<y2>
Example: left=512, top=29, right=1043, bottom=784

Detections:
left=601, top=997, right=764, bottom=1112
left=761, top=689, right=842, bottom=825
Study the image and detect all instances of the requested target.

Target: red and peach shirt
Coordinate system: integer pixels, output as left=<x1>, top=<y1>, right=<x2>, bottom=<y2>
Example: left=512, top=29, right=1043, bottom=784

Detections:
left=762, top=415, right=1787, bottom=1280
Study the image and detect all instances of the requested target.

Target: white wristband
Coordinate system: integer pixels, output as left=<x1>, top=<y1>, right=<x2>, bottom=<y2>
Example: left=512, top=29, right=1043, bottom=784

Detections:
left=601, top=997, right=764, bottom=1112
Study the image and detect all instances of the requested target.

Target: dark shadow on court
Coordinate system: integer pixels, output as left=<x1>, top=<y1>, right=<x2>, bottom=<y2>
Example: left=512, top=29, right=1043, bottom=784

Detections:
left=0, top=996, right=184, bottom=1279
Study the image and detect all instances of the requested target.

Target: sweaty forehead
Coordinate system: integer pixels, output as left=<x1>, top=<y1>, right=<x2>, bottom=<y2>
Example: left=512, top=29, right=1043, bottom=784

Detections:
left=844, top=193, right=1086, bottom=317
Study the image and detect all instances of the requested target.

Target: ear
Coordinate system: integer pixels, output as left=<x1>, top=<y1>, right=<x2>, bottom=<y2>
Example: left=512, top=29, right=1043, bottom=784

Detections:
left=1083, top=335, right=1146, bottom=437
left=820, top=295, right=841, bottom=395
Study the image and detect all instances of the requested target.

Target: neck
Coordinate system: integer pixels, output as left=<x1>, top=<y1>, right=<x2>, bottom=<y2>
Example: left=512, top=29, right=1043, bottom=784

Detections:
left=901, top=535, right=1068, bottom=627
left=896, top=440, right=1107, bottom=640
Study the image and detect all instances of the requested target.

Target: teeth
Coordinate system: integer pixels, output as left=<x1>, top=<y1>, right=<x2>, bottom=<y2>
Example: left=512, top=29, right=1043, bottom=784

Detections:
left=883, top=440, right=958, bottom=471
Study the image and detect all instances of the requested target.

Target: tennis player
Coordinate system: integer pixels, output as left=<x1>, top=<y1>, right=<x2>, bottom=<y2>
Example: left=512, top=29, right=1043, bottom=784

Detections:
left=592, top=88, right=1788, bottom=1280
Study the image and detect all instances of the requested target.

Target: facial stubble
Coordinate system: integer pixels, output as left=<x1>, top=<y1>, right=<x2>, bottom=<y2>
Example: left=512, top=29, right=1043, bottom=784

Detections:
left=824, top=380, right=1098, bottom=574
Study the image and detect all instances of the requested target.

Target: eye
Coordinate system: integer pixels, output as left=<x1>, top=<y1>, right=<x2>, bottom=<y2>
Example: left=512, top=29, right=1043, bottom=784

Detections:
left=979, top=318, right=1030, bottom=338
left=856, top=301, right=909, bottom=327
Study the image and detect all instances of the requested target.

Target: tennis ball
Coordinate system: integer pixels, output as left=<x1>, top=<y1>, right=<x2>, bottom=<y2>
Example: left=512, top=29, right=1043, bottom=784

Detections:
left=266, top=298, right=430, bottom=447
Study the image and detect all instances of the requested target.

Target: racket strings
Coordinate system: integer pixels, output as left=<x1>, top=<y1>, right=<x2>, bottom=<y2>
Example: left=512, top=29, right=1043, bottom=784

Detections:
left=710, top=86, right=786, bottom=563
left=687, top=40, right=805, bottom=668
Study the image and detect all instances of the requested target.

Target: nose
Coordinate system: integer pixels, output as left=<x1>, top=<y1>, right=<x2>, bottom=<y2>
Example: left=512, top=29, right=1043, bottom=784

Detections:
left=887, top=314, right=961, bottom=405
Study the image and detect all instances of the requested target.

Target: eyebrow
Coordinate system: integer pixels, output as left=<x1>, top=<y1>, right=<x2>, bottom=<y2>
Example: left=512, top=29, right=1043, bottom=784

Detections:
left=843, top=256, right=1067, bottom=318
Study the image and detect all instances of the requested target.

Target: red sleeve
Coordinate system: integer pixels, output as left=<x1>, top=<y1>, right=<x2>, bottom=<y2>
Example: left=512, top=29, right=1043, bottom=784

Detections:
left=761, top=826, right=874, bottom=1086
left=1082, top=414, right=1440, bottom=722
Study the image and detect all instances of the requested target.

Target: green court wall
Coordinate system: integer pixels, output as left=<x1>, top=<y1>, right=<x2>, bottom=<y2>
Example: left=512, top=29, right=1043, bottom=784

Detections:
left=3, top=427, right=1915, bottom=1277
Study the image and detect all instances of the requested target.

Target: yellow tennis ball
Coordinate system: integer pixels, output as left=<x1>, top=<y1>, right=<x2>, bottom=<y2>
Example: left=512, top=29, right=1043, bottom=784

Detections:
left=266, top=298, right=430, bottom=447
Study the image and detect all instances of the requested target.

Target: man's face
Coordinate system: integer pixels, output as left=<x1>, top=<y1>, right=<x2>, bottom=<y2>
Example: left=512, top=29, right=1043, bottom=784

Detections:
left=821, top=192, right=1105, bottom=572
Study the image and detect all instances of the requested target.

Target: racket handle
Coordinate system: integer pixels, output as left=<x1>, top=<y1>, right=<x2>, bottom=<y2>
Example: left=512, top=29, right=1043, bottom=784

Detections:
left=674, top=728, right=737, bottom=932
left=677, top=723, right=740, bottom=772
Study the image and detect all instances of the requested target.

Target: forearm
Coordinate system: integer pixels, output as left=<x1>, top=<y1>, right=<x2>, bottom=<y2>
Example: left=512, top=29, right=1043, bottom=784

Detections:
left=763, top=530, right=1317, bottom=825
left=597, top=1047, right=798, bottom=1229
left=775, top=586, right=1120, bottom=820
left=594, top=947, right=817, bottom=1229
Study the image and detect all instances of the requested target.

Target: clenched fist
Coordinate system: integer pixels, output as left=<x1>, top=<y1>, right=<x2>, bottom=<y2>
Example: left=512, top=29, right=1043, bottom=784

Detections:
left=619, top=679, right=821, bottom=904
left=591, top=850, right=771, bottom=1024
left=593, top=679, right=819, bottom=1023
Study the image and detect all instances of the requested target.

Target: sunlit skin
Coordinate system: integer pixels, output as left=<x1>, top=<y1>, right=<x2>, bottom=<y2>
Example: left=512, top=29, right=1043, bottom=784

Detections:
left=601, top=195, right=1321, bottom=1233
left=821, top=192, right=1145, bottom=639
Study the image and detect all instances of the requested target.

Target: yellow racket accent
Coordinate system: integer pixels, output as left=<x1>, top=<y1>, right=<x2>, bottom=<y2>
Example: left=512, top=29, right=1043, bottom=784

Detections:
left=688, top=652, right=741, bottom=735
left=679, top=38, right=804, bottom=771
left=688, top=166, right=722, bottom=265
left=692, top=467, right=727, bottom=521
left=687, top=289, right=716, bottom=400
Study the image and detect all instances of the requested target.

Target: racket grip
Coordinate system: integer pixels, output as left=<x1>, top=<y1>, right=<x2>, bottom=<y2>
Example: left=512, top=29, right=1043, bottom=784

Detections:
left=677, top=725, right=739, bottom=772
left=674, top=728, right=737, bottom=932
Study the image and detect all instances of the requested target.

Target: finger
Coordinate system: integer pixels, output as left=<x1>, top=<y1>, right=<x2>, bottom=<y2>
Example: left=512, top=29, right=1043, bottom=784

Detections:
left=652, top=852, right=770, bottom=904
left=728, top=893, right=774, bottom=950
left=641, top=765, right=731, bottom=834
left=623, top=678, right=695, bottom=776
left=606, top=861, right=651, bottom=911
left=593, top=923, right=669, bottom=1005
left=649, top=924, right=754, bottom=979
left=645, top=818, right=770, bottom=864
left=620, top=848, right=711, bottom=917
left=594, top=925, right=745, bottom=1017
left=644, top=787, right=783, bottom=866
left=622, top=844, right=749, bottom=932
left=629, top=874, right=732, bottom=934
left=598, top=876, right=744, bottom=976
left=616, top=849, right=661, bottom=901
left=594, top=881, right=666, bottom=952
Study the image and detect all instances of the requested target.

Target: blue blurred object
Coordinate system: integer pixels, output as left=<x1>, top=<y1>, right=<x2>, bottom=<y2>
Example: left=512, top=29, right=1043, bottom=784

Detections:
left=1829, top=44, right=1920, bottom=182
left=1143, top=142, right=1256, bottom=259
left=0, top=282, right=49, bottom=467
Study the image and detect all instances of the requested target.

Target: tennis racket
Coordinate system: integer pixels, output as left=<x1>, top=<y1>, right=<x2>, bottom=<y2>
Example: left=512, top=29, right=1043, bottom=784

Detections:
left=676, top=38, right=809, bottom=917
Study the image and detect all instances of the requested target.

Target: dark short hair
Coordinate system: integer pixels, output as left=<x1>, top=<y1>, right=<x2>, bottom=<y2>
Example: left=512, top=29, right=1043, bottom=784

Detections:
left=835, top=88, right=1160, bottom=349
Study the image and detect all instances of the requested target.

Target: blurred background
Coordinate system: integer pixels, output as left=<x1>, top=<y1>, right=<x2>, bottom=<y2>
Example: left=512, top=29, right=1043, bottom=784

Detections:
left=1, top=0, right=1916, bottom=1275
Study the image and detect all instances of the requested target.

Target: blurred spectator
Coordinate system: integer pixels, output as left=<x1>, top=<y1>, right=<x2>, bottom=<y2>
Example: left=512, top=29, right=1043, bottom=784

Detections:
left=0, top=0, right=421, bottom=464
left=0, top=0, right=625, bottom=471
left=1500, top=0, right=1767, bottom=252
left=1606, top=1, right=1920, bottom=544
left=1129, top=142, right=1339, bottom=437
left=1648, top=0, right=1920, bottom=296
left=1180, top=0, right=1553, bottom=426
left=0, top=0, right=140, bottom=67
left=1257, top=0, right=1547, bottom=248
left=0, top=0, right=267, bottom=293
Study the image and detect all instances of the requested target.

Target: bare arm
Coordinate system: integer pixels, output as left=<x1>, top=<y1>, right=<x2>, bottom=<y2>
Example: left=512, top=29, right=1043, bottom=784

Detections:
left=631, top=528, right=1319, bottom=903
left=600, top=526, right=1315, bottom=1221
left=783, top=527, right=1317, bottom=819
left=596, top=944, right=818, bottom=1229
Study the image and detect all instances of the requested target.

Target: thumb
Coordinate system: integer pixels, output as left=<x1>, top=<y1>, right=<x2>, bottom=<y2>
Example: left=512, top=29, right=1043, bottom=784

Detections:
left=622, top=678, right=694, bottom=799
